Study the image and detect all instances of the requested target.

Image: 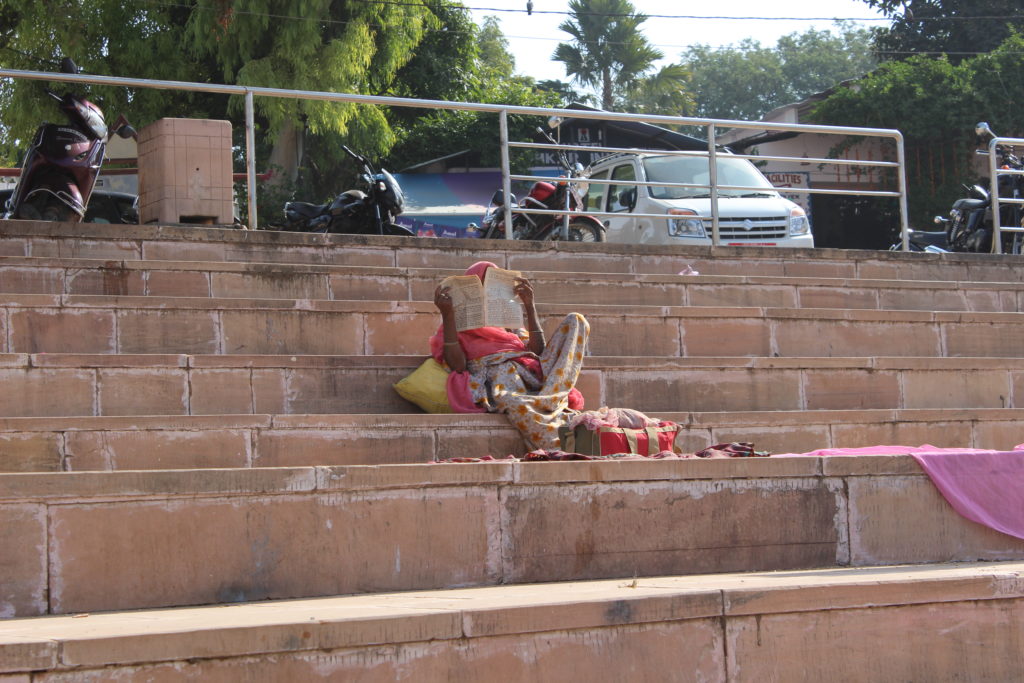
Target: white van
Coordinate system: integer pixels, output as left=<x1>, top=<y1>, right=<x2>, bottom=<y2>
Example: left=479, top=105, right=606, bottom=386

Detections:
left=586, top=152, right=813, bottom=247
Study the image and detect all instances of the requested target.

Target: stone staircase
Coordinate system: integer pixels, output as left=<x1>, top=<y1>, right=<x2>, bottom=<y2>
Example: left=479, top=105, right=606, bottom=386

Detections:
left=1, top=220, right=1023, bottom=679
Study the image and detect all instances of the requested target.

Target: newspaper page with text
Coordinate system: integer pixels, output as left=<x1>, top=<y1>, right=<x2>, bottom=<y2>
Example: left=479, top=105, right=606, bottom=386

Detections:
left=440, top=267, right=524, bottom=331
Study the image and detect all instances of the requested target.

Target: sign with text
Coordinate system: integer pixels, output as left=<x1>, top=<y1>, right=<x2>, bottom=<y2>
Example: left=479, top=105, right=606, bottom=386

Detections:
left=765, top=170, right=811, bottom=217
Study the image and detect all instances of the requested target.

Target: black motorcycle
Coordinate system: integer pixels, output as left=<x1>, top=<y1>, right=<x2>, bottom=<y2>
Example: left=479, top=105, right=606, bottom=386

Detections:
left=282, top=146, right=414, bottom=236
left=926, top=122, right=1024, bottom=254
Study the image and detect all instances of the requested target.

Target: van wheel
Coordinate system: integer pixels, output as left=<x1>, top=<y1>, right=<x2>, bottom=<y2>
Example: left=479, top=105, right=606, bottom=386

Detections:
left=550, top=221, right=604, bottom=243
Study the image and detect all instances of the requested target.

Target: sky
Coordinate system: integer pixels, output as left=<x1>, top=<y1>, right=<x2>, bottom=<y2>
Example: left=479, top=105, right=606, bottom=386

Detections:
left=467, top=0, right=890, bottom=82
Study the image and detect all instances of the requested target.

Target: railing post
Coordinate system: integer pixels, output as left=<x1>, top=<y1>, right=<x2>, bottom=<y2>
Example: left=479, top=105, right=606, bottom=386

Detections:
left=896, top=134, right=910, bottom=251
left=499, top=110, right=514, bottom=240
left=707, top=123, right=720, bottom=246
left=989, top=138, right=1002, bottom=254
left=244, top=90, right=257, bottom=231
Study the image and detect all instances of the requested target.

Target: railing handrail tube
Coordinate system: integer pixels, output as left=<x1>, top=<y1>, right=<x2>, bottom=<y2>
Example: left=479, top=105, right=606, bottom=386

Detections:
left=0, top=67, right=907, bottom=137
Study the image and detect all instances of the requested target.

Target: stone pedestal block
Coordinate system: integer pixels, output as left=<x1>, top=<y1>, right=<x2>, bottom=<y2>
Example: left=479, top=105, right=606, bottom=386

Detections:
left=137, top=118, right=233, bottom=226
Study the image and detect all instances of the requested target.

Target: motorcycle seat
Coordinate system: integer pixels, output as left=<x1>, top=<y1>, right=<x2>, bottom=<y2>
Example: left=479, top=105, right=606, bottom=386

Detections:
left=285, top=201, right=327, bottom=218
left=907, top=230, right=949, bottom=247
left=953, top=198, right=988, bottom=211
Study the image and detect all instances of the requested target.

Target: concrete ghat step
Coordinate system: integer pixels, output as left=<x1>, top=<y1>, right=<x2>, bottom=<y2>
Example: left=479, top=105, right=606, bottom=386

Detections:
left=0, top=353, right=1021, bottom=419
left=2, top=459, right=1023, bottom=617
left=3, top=219, right=1024, bottom=283
left=1, top=561, right=1022, bottom=679
left=1, top=409, right=1021, bottom=473
left=4, top=255, right=1024, bottom=313
left=3, top=294, right=1024, bottom=358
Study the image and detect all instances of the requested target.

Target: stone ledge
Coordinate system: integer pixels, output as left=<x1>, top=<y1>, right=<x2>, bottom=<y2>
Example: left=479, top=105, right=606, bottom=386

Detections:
left=0, top=454, right=927, bottom=501
left=0, top=562, right=1020, bottom=674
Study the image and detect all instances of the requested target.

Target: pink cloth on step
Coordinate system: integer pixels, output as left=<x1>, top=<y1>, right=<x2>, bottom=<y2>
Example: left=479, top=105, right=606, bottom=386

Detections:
left=779, top=444, right=1024, bottom=541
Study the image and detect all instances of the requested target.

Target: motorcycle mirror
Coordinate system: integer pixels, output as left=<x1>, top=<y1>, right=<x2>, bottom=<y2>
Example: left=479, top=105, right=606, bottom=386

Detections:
left=975, top=122, right=994, bottom=140
left=116, top=124, right=137, bottom=140
left=59, top=57, right=79, bottom=75
left=490, top=189, right=505, bottom=207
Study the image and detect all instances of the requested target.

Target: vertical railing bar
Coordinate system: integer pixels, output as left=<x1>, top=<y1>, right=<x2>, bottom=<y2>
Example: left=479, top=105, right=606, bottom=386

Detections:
left=499, top=110, right=513, bottom=240
left=989, top=138, right=1002, bottom=254
left=896, top=134, right=910, bottom=251
left=707, top=123, right=720, bottom=247
left=244, top=90, right=257, bottom=231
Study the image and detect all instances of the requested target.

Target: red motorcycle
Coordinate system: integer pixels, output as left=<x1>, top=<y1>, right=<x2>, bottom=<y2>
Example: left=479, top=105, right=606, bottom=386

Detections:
left=4, top=57, right=136, bottom=222
left=479, top=128, right=605, bottom=242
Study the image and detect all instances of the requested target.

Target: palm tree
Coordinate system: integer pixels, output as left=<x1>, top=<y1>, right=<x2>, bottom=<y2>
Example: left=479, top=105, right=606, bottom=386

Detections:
left=552, top=0, right=664, bottom=110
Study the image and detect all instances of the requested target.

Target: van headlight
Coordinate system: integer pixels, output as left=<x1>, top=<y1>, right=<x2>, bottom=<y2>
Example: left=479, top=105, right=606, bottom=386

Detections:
left=668, top=209, right=705, bottom=238
left=789, top=207, right=810, bottom=236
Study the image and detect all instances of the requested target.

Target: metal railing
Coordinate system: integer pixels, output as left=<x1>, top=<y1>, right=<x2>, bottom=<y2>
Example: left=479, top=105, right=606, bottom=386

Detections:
left=0, top=66, right=910, bottom=247
left=987, top=136, right=1024, bottom=254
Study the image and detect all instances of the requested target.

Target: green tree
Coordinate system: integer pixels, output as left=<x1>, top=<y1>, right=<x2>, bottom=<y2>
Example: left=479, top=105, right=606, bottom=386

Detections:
left=0, top=0, right=466, bottom=199
left=185, top=0, right=437, bottom=187
left=681, top=23, right=876, bottom=121
left=477, top=15, right=516, bottom=81
left=811, top=32, right=1024, bottom=227
left=0, top=0, right=212, bottom=165
left=388, top=77, right=562, bottom=173
left=392, top=1, right=482, bottom=105
left=862, top=0, right=1024, bottom=62
left=552, top=0, right=683, bottom=111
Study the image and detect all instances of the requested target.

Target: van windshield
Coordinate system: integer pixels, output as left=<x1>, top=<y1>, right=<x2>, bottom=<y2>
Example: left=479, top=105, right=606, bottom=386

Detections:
left=642, top=155, right=777, bottom=199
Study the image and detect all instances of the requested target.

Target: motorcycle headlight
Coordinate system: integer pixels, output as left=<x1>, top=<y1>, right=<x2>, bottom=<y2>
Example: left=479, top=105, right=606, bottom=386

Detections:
left=76, top=101, right=107, bottom=140
left=788, top=207, right=810, bottom=236
left=667, top=209, right=705, bottom=238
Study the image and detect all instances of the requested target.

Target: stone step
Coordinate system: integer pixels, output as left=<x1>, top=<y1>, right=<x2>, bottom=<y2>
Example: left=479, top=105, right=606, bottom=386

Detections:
left=3, top=294, right=1024, bottom=358
left=0, top=353, right=1021, bottom=419
left=3, top=457, right=1023, bottom=617
left=1, top=408, right=1021, bottom=473
left=4, top=255, right=1024, bottom=312
left=4, top=219, right=1024, bottom=283
left=2, top=561, right=1021, bottom=679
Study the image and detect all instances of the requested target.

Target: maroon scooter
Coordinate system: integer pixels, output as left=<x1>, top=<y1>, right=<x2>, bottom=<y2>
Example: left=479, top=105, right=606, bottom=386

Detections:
left=4, top=57, right=136, bottom=222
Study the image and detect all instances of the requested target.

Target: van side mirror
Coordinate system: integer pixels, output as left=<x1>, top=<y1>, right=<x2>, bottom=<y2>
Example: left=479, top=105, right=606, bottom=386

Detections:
left=618, top=188, right=636, bottom=211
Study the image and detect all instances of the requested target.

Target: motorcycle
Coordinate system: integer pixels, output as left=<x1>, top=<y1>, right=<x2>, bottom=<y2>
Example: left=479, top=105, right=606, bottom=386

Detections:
left=4, top=57, right=136, bottom=222
left=477, top=128, right=605, bottom=242
left=282, top=146, right=414, bottom=236
left=929, top=122, right=1024, bottom=254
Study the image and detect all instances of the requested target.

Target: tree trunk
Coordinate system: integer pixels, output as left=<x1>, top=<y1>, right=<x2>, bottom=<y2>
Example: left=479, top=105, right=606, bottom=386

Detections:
left=602, top=68, right=614, bottom=110
left=267, top=120, right=303, bottom=185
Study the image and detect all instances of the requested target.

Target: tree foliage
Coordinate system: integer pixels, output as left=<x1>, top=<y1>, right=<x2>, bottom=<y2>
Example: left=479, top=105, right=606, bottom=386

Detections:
left=552, top=0, right=687, bottom=112
left=681, top=23, right=877, bottom=121
left=0, top=0, right=479, bottom=198
left=0, top=0, right=212, bottom=165
left=863, top=0, right=1024, bottom=62
left=812, top=32, right=1024, bottom=224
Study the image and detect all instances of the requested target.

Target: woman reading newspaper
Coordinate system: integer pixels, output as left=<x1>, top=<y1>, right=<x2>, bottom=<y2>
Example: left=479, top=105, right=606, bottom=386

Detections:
left=431, top=261, right=589, bottom=450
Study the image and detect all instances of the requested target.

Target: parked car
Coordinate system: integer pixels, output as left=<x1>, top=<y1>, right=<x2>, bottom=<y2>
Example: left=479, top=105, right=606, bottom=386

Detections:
left=1, top=188, right=138, bottom=224
left=586, top=151, right=813, bottom=247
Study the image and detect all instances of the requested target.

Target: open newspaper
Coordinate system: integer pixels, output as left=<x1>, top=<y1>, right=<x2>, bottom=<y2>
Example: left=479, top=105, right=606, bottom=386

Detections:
left=440, top=267, right=525, bottom=331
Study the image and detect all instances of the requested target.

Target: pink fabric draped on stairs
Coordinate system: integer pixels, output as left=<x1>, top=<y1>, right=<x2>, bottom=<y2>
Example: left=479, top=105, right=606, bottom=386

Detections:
left=780, top=444, right=1024, bottom=542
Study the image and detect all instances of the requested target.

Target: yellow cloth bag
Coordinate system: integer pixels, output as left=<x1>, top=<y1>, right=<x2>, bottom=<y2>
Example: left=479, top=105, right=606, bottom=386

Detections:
left=393, top=358, right=452, bottom=413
